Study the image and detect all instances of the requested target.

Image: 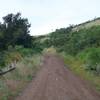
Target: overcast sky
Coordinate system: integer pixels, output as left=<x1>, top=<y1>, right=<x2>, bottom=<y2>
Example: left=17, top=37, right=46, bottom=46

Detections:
left=0, top=0, right=100, bottom=36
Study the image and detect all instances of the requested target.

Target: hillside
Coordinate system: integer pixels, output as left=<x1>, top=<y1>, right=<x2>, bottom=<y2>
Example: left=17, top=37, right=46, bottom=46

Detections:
left=36, top=17, right=100, bottom=44
left=73, top=17, right=100, bottom=31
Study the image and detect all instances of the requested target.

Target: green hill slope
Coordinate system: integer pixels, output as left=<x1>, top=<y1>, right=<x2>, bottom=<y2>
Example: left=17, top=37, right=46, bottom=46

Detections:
left=73, top=18, right=100, bottom=31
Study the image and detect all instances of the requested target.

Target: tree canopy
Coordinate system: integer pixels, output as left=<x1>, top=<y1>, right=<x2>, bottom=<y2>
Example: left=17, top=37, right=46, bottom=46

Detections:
left=0, top=12, right=32, bottom=50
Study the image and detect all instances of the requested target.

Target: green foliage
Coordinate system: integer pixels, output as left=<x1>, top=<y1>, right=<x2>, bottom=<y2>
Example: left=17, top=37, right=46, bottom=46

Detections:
left=0, top=46, right=35, bottom=69
left=32, top=36, right=51, bottom=53
left=49, top=26, right=73, bottom=48
left=0, top=54, right=42, bottom=100
left=5, top=51, right=22, bottom=64
left=61, top=53, right=100, bottom=91
left=0, top=12, right=32, bottom=50
left=46, top=25, right=100, bottom=55
left=77, top=48, right=100, bottom=74
left=63, top=26, right=100, bottom=55
left=15, top=46, right=34, bottom=57
left=0, top=52, right=6, bottom=67
left=0, top=12, right=37, bottom=68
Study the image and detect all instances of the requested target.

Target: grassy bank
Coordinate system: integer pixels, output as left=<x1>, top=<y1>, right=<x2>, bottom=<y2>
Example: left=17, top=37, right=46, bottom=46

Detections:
left=0, top=54, right=42, bottom=100
left=61, top=53, right=100, bottom=91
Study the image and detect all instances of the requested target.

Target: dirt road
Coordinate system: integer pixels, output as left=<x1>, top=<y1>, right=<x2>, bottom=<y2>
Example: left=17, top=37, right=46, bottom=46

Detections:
left=15, top=54, right=100, bottom=100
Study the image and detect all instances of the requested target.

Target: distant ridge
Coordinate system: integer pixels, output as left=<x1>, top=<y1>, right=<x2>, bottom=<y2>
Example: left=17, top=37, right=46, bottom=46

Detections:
left=73, top=17, right=100, bottom=31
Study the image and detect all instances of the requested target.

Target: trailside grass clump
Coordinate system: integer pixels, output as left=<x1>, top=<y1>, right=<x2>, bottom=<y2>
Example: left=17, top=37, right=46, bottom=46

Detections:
left=61, top=52, right=100, bottom=91
left=0, top=54, right=42, bottom=100
left=77, top=47, right=100, bottom=74
left=42, top=47, right=57, bottom=54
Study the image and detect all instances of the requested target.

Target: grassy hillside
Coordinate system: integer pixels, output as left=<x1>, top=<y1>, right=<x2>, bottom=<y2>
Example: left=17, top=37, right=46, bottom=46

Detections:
left=73, top=18, right=100, bottom=31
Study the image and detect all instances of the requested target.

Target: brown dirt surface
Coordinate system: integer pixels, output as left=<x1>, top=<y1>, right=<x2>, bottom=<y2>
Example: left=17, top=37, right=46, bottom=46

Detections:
left=15, top=54, right=100, bottom=100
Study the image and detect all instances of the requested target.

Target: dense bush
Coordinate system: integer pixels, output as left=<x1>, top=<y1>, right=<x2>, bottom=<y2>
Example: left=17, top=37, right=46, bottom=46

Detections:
left=15, top=46, right=34, bottom=57
left=0, top=52, right=6, bottom=67
left=0, top=13, right=39, bottom=68
left=0, top=13, right=32, bottom=50
left=77, top=48, right=100, bottom=74
left=45, top=25, right=100, bottom=55
left=0, top=46, right=35, bottom=69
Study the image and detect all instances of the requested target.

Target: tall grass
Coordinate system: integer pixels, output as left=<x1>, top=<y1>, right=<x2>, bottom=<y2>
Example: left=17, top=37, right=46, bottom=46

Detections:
left=77, top=47, right=100, bottom=74
left=0, top=46, right=37, bottom=69
left=0, top=54, right=42, bottom=100
left=60, top=52, right=100, bottom=91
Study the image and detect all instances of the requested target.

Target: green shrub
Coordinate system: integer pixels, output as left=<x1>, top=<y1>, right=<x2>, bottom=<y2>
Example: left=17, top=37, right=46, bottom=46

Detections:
left=0, top=46, right=34, bottom=69
left=15, top=46, right=34, bottom=57
left=0, top=52, right=6, bottom=67
left=4, top=51, right=22, bottom=65
left=77, top=47, right=100, bottom=74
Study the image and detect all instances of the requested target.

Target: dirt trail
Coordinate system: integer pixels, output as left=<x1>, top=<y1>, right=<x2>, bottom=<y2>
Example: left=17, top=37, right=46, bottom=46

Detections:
left=15, top=54, right=100, bottom=100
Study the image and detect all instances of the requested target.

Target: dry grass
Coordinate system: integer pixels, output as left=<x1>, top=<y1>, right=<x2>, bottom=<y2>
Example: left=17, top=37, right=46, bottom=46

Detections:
left=73, top=19, right=100, bottom=31
left=0, top=54, right=42, bottom=100
left=60, top=53, right=100, bottom=91
left=43, top=47, right=57, bottom=54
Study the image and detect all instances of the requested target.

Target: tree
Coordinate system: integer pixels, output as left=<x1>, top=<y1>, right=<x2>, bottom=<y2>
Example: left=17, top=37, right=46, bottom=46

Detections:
left=0, top=12, right=32, bottom=50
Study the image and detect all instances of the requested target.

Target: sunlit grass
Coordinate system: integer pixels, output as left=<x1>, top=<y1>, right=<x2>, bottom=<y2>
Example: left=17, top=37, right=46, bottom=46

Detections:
left=61, top=52, right=100, bottom=91
left=0, top=54, right=42, bottom=100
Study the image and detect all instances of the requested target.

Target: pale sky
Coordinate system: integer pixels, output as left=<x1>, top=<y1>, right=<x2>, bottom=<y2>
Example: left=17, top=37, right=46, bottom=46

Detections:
left=0, top=0, right=100, bottom=36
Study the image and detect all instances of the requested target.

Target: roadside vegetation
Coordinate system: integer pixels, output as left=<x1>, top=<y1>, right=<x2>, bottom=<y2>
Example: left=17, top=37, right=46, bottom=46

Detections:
left=0, top=13, right=43, bottom=100
left=61, top=53, right=100, bottom=91
left=0, top=54, right=42, bottom=100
